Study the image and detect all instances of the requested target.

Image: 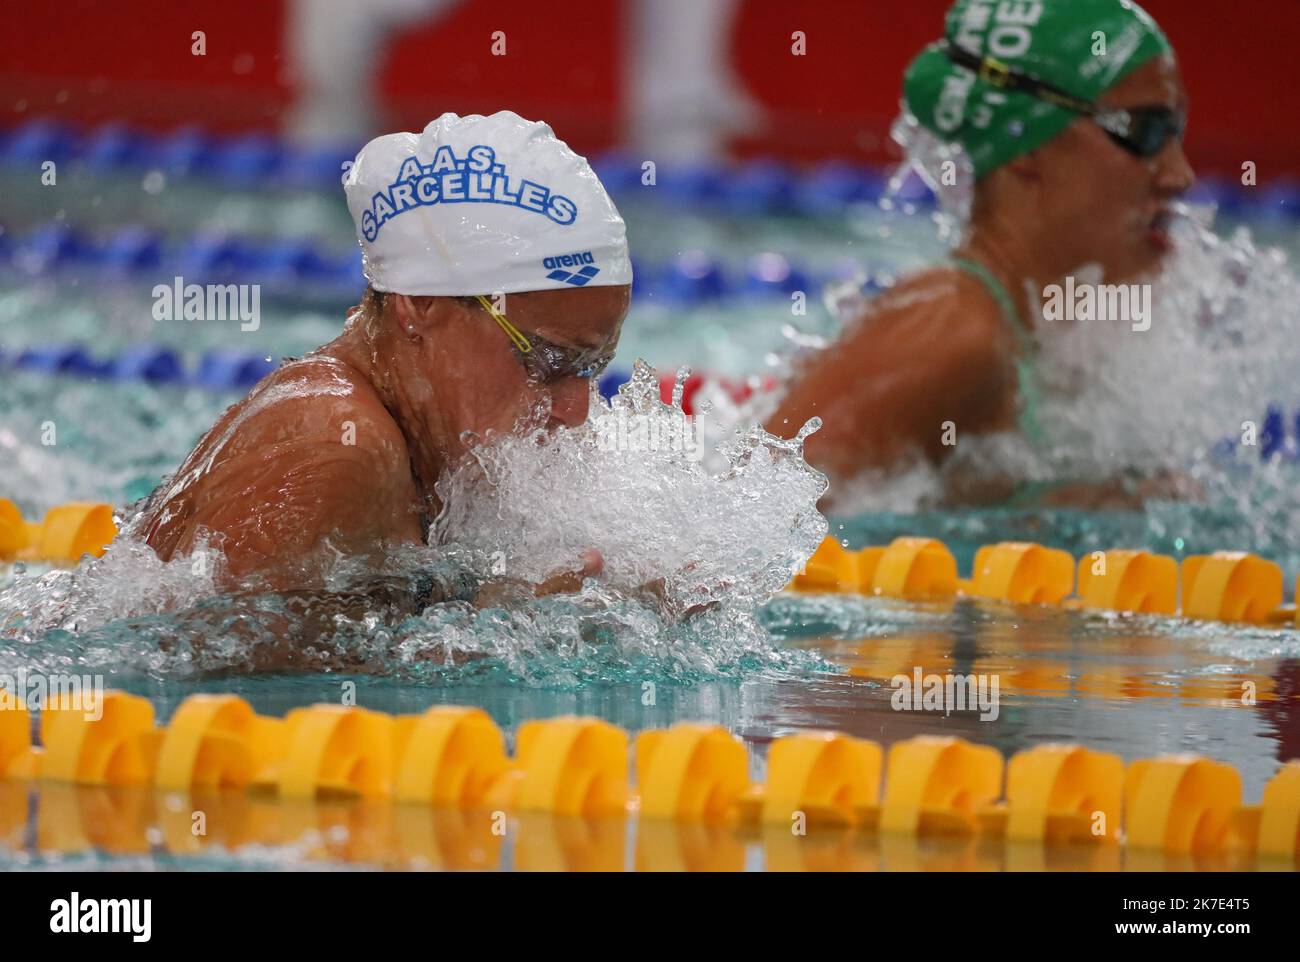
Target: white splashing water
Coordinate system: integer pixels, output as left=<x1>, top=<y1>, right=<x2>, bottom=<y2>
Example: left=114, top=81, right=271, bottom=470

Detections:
left=434, top=360, right=828, bottom=618
left=1032, top=217, right=1299, bottom=475
left=0, top=535, right=226, bottom=637
left=1, top=362, right=828, bottom=681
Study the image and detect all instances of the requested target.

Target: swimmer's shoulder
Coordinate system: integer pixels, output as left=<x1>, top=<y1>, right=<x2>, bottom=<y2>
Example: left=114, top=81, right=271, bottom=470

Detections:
left=844, top=266, right=1009, bottom=350
left=873, top=266, right=1005, bottom=325
left=225, top=354, right=409, bottom=461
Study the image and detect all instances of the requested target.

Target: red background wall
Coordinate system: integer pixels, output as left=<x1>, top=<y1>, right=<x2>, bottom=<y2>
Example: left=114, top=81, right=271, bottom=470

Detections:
left=0, top=0, right=1294, bottom=177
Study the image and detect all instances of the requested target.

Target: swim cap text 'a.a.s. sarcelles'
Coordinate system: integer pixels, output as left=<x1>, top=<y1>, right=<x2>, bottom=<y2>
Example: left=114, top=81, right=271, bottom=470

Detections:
left=344, top=111, right=633, bottom=296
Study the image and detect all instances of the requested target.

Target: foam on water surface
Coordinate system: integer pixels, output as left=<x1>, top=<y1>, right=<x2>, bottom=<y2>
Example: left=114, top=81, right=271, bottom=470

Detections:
left=0, top=361, right=829, bottom=685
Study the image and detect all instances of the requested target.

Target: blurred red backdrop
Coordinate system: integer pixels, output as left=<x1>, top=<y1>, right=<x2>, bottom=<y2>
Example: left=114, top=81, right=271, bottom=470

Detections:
left=0, top=0, right=1294, bottom=177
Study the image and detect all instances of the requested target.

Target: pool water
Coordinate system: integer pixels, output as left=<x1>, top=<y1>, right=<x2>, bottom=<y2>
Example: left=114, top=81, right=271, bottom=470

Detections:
left=2, top=593, right=1295, bottom=870
left=2, top=148, right=1300, bottom=870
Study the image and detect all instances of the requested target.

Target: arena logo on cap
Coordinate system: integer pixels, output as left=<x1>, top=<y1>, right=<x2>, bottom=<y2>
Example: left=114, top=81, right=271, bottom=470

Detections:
left=542, top=250, right=600, bottom=286
left=361, top=144, right=578, bottom=242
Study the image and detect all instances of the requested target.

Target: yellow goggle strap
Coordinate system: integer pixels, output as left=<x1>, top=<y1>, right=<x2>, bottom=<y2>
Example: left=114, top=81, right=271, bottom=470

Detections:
left=474, top=294, right=533, bottom=354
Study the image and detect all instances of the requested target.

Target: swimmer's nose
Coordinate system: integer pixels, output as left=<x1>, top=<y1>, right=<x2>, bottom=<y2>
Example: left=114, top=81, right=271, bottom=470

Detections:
left=547, top=376, right=590, bottom=428
left=1154, top=139, right=1195, bottom=198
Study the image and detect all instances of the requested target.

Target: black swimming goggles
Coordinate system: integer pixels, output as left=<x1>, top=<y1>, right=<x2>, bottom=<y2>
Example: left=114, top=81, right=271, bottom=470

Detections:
left=943, top=41, right=1186, bottom=159
left=473, top=294, right=614, bottom=384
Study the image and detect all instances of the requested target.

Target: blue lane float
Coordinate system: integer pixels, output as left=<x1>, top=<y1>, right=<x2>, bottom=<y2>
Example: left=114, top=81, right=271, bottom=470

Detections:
left=657, top=250, right=732, bottom=302
left=2, top=119, right=79, bottom=164
left=879, top=169, right=937, bottom=210
left=744, top=252, right=811, bottom=298
left=794, top=161, right=885, bottom=215
left=154, top=127, right=218, bottom=177
left=211, top=133, right=284, bottom=187
left=1, top=222, right=850, bottom=303
left=0, top=343, right=280, bottom=393
left=721, top=160, right=799, bottom=216
left=1255, top=181, right=1300, bottom=222
left=0, top=117, right=1286, bottom=220
left=110, top=344, right=185, bottom=384
left=99, top=226, right=164, bottom=274
left=11, top=224, right=95, bottom=273
left=589, top=151, right=650, bottom=198
left=13, top=344, right=105, bottom=377
left=654, top=162, right=730, bottom=209
left=191, top=350, right=278, bottom=390
left=82, top=123, right=156, bottom=171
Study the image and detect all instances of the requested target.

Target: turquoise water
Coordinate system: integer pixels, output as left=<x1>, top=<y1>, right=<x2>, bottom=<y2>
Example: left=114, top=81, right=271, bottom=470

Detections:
left=2, top=162, right=1300, bottom=870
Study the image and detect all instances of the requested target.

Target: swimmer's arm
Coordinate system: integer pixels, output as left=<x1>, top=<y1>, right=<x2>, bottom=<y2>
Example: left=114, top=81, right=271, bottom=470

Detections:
left=169, top=412, right=422, bottom=591
left=766, top=291, right=1012, bottom=478
left=471, top=550, right=604, bottom=608
left=173, top=576, right=460, bottom=672
left=1030, top=469, right=1206, bottom=510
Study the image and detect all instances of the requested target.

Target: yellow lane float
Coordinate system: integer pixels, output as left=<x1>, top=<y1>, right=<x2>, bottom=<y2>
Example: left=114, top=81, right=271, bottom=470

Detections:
left=788, top=534, right=1300, bottom=628
left=979, top=744, right=1124, bottom=844
left=1076, top=549, right=1178, bottom=615
left=393, top=706, right=508, bottom=807
left=262, top=705, right=394, bottom=799
left=636, top=723, right=749, bottom=823
left=789, top=537, right=870, bottom=593
left=1125, top=755, right=1242, bottom=855
left=494, top=716, right=628, bottom=818
left=0, top=498, right=117, bottom=563
left=737, top=730, right=881, bottom=830
left=155, top=694, right=283, bottom=792
left=1, top=692, right=1296, bottom=865
left=1180, top=552, right=1283, bottom=624
left=879, top=736, right=1003, bottom=836
left=1232, top=761, right=1300, bottom=860
left=40, top=691, right=159, bottom=787
left=968, top=542, right=1075, bottom=605
left=872, top=538, right=958, bottom=600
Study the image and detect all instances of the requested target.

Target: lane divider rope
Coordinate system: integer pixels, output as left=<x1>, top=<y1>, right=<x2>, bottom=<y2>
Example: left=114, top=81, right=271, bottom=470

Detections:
left=0, top=694, right=1295, bottom=862
left=790, top=535, right=1300, bottom=629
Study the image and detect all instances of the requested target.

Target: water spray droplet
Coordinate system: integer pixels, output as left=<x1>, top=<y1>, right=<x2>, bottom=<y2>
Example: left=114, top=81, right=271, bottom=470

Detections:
left=794, top=417, right=822, bottom=444
left=672, top=366, right=691, bottom=409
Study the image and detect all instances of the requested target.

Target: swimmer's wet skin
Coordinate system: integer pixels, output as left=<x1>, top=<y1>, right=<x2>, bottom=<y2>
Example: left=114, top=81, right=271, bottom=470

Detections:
left=768, top=0, right=1194, bottom=504
left=126, top=111, right=633, bottom=596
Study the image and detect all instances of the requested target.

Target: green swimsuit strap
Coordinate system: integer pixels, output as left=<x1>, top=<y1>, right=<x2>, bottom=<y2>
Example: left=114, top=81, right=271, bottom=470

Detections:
left=947, top=255, right=1045, bottom=447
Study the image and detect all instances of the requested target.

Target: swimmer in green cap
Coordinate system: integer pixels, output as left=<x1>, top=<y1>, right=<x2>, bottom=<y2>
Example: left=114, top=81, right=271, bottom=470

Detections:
left=768, top=0, right=1194, bottom=506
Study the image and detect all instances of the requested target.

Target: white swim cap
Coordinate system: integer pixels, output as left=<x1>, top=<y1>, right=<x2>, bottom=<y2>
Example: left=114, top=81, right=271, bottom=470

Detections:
left=344, top=111, right=632, bottom=296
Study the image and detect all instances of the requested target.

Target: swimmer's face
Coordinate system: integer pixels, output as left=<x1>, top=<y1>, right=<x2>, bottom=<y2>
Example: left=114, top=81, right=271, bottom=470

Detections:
left=1032, top=56, right=1194, bottom=282
left=421, top=284, right=629, bottom=452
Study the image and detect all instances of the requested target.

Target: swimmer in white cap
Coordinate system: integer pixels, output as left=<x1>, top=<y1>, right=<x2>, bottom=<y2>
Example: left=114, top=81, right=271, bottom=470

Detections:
left=133, top=112, right=632, bottom=597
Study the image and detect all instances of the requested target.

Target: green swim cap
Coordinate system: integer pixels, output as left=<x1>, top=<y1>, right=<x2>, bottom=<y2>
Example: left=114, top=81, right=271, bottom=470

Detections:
left=903, top=0, right=1172, bottom=178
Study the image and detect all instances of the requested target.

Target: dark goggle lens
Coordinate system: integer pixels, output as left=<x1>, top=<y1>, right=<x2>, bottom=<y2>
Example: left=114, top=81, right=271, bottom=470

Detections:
left=1108, top=106, right=1185, bottom=158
